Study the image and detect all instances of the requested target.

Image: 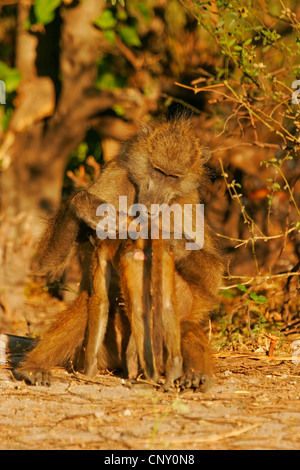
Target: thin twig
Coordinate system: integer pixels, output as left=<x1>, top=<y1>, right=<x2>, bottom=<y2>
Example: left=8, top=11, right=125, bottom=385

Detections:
left=151, top=423, right=261, bottom=445
left=212, top=352, right=295, bottom=361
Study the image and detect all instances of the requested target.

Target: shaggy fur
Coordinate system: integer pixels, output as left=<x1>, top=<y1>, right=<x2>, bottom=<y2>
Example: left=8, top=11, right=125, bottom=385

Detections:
left=17, top=117, right=224, bottom=391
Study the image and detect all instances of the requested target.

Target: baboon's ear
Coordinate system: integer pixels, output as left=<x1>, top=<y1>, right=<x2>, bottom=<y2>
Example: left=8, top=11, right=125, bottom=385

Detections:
left=201, top=146, right=211, bottom=163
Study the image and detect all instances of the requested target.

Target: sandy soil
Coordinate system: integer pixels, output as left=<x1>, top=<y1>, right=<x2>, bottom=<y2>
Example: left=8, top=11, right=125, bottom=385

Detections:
left=0, top=356, right=299, bottom=450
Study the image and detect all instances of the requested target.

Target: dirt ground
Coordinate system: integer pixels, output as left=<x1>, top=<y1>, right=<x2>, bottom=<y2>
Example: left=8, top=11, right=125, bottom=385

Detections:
left=0, top=355, right=299, bottom=450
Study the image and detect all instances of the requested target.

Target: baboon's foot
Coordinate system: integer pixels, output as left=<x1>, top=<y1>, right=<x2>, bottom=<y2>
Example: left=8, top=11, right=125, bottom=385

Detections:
left=179, top=369, right=211, bottom=392
left=161, top=355, right=183, bottom=391
left=15, top=366, right=52, bottom=386
left=83, top=358, right=98, bottom=378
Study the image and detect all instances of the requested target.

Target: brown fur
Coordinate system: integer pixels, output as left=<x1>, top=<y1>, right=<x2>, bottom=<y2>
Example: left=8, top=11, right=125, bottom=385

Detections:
left=78, top=235, right=182, bottom=389
left=150, top=238, right=182, bottom=388
left=17, top=292, right=89, bottom=385
left=17, top=245, right=131, bottom=384
left=117, top=118, right=223, bottom=389
left=116, top=237, right=183, bottom=389
left=17, top=117, right=224, bottom=391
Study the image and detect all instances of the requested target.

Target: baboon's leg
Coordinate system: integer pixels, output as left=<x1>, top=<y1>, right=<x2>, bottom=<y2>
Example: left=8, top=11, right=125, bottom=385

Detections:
left=125, top=332, right=139, bottom=379
left=179, top=319, right=214, bottom=392
left=120, top=246, right=155, bottom=380
left=177, top=287, right=215, bottom=392
left=84, top=243, right=112, bottom=377
left=174, top=248, right=223, bottom=391
left=151, top=239, right=182, bottom=390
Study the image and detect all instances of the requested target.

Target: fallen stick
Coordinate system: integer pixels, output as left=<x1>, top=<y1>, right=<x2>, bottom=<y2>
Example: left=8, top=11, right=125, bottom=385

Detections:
left=146, top=423, right=261, bottom=447
left=212, top=352, right=295, bottom=361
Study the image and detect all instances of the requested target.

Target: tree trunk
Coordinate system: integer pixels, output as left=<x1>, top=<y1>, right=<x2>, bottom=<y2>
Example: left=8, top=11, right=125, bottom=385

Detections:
left=0, top=0, right=157, bottom=330
left=0, top=0, right=109, bottom=330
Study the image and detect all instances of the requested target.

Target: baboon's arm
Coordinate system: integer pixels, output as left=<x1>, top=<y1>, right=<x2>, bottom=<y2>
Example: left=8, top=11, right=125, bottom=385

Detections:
left=33, top=191, right=104, bottom=280
left=33, top=160, right=135, bottom=280
left=151, top=239, right=182, bottom=389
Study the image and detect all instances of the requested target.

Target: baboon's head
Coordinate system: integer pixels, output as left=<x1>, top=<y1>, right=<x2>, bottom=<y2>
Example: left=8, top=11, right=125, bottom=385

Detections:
left=120, top=118, right=210, bottom=213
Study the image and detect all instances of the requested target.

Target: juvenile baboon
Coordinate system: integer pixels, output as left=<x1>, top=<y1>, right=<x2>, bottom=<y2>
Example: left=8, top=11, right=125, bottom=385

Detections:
left=17, top=117, right=224, bottom=391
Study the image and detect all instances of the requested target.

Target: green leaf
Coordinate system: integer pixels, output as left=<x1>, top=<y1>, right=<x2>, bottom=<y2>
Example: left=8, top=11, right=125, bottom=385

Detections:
left=110, top=0, right=125, bottom=5
left=164, top=97, right=173, bottom=107
left=34, top=0, right=61, bottom=25
left=94, top=10, right=117, bottom=30
left=5, top=69, right=21, bottom=93
left=103, top=30, right=116, bottom=44
left=119, top=25, right=141, bottom=47
left=77, top=142, right=88, bottom=162
left=249, top=292, right=268, bottom=304
left=137, top=3, right=150, bottom=22
left=272, top=182, right=281, bottom=191
left=96, top=72, right=126, bottom=91
left=2, top=107, right=13, bottom=131
left=237, top=284, right=249, bottom=293
left=112, top=104, right=125, bottom=116
left=0, top=61, right=21, bottom=93
left=262, top=45, right=271, bottom=53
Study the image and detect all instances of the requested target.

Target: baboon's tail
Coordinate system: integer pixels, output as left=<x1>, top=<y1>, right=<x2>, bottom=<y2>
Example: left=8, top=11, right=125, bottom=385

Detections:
left=17, top=291, right=89, bottom=377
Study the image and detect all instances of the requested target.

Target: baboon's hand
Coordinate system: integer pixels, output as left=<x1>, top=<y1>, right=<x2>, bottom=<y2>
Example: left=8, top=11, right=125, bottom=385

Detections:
left=70, top=191, right=104, bottom=230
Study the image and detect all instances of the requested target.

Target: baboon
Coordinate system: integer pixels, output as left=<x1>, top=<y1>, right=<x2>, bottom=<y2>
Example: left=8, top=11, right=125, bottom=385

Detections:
left=17, top=117, right=224, bottom=391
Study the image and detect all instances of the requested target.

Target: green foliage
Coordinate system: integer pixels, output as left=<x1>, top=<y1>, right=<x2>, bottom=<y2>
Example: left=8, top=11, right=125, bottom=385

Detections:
left=64, top=128, right=103, bottom=194
left=237, top=284, right=268, bottom=305
left=69, top=128, right=102, bottom=165
left=1, top=0, right=298, bottom=343
left=94, top=7, right=142, bottom=47
left=112, top=104, right=126, bottom=116
left=198, top=0, right=294, bottom=84
left=24, top=0, right=61, bottom=27
left=119, top=25, right=141, bottom=47
left=191, top=0, right=300, bottom=119
left=108, top=0, right=125, bottom=6
left=33, top=0, right=61, bottom=25
left=0, top=61, right=21, bottom=132
left=94, top=10, right=117, bottom=30
left=93, top=5, right=147, bottom=91
left=0, top=60, right=21, bottom=93
left=221, top=288, right=236, bottom=299
left=96, top=56, right=127, bottom=90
